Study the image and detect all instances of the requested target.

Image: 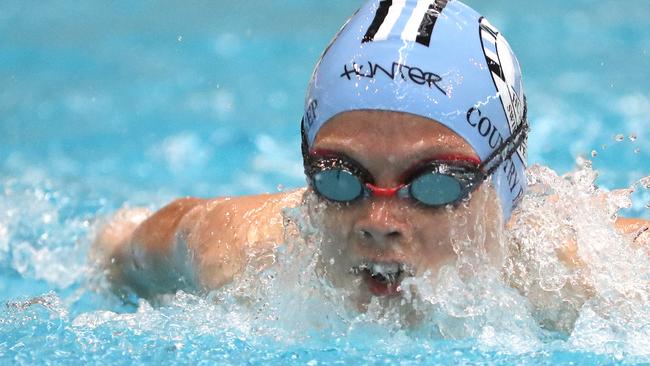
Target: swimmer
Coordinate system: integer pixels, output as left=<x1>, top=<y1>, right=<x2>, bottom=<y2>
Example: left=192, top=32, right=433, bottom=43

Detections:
left=94, top=0, right=649, bottom=314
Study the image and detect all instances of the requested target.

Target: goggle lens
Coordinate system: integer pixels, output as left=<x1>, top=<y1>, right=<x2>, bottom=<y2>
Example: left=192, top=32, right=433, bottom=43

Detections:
left=409, top=172, right=463, bottom=206
left=313, top=169, right=364, bottom=202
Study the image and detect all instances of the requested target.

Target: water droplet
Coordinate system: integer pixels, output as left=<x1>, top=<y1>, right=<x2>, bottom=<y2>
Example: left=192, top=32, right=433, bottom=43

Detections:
left=614, top=134, right=625, bottom=142
left=639, top=177, right=650, bottom=189
left=629, top=133, right=638, bottom=142
left=634, top=148, right=641, bottom=154
left=591, top=150, right=598, bottom=158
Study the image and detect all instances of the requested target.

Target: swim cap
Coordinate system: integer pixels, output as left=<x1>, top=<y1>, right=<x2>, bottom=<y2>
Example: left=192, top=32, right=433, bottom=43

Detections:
left=302, top=0, right=529, bottom=221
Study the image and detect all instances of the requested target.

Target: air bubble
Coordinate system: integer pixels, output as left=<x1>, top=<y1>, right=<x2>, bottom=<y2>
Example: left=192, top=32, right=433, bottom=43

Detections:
left=614, top=134, right=625, bottom=142
left=277, top=184, right=285, bottom=192
left=634, top=148, right=641, bottom=154
left=630, top=133, right=638, bottom=142
left=591, top=150, right=598, bottom=158
left=177, top=35, right=183, bottom=42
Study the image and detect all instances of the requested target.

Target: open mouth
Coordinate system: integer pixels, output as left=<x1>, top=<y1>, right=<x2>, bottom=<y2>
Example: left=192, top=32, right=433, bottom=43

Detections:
left=351, top=262, right=414, bottom=297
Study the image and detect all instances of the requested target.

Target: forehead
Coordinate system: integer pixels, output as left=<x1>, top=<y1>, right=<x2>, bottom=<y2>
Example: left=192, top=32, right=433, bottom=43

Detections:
left=313, top=110, right=478, bottom=160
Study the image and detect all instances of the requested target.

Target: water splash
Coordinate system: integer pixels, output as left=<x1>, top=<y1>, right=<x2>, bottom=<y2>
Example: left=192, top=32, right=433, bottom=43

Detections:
left=505, top=161, right=650, bottom=359
left=6, top=291, right=69, bottom=320
left=0, top=176, right=94, bottom=289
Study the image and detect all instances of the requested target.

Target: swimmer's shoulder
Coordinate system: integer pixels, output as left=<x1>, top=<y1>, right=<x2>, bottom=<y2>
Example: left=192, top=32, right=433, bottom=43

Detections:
left=177, top=189, right=306, bottom=289
left=180, top=189, right=306, bottom=230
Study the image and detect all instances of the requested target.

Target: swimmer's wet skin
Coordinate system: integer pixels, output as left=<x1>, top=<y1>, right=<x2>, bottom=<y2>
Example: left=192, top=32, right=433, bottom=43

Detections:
left=94, top=0, right=650, bottom=325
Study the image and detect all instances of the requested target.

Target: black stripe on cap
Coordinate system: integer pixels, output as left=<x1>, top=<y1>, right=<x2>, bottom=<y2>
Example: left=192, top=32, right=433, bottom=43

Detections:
left=363, top=0, right=393, bottom=43
left=415, top=0, right=448, bottom=47
left=486, top=57, right=505, bottom=82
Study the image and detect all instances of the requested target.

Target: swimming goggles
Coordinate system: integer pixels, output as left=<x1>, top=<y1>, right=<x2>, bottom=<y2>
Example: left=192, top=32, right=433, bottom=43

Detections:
left=302, top=122, right=528, bottom=207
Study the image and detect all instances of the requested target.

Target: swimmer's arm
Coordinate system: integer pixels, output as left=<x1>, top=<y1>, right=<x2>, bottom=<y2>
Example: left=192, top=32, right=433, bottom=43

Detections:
left=556, top=218, right=650, bottom=268
left=98, top=198, right=206, bottom=298
left=615, top=218, right=650, bottom=245
left=96, top=190, right=305, bottom=298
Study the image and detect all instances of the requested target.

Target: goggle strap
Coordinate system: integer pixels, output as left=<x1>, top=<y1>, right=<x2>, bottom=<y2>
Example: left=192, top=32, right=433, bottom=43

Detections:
left=480, top=121, right=528, bottom=177
left=301, top=118, right=310, bottom=164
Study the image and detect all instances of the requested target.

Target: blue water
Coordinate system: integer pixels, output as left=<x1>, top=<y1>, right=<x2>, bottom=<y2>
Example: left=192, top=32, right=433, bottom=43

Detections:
left=1, top=0, right=649, bottom=364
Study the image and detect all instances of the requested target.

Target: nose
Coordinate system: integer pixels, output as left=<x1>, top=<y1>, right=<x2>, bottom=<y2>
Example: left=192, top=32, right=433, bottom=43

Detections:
left=353, top=199, right=409, bottom=246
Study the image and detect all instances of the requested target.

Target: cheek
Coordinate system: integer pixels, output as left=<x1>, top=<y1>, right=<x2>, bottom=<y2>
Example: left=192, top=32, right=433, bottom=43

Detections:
left=408, top=189, right=498, bottom=262
left=311, top=203, right=362, bottom=277
left=409, top=211, right=457, bottom=265
left=321, top=204, right=357, bottom=233
left=310, top=201, right=360, bottom=256
left=444, top=186, right=503, bottom=258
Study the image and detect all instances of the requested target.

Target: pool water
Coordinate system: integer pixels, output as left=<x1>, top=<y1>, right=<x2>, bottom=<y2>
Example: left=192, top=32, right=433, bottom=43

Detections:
left=1, top=0, right=649, bottom=364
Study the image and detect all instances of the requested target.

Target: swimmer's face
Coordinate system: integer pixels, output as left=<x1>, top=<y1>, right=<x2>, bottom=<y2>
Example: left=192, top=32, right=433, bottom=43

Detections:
left=308, top=110, right=502, bottom=304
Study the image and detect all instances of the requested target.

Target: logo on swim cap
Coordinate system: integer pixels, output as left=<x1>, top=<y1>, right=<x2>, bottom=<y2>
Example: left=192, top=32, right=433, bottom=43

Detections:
left=339, top=61, right=446, bottom=95
left=302, top=0, right=529, bottom=221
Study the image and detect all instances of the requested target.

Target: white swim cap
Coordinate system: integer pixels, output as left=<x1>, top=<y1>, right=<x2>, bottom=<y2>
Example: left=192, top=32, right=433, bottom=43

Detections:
left=302, top=0, right=529, bottom=220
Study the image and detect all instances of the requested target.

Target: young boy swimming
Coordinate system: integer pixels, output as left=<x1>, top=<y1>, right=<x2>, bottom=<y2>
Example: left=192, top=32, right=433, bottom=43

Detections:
left=95, top=0, right=649, bottom=313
